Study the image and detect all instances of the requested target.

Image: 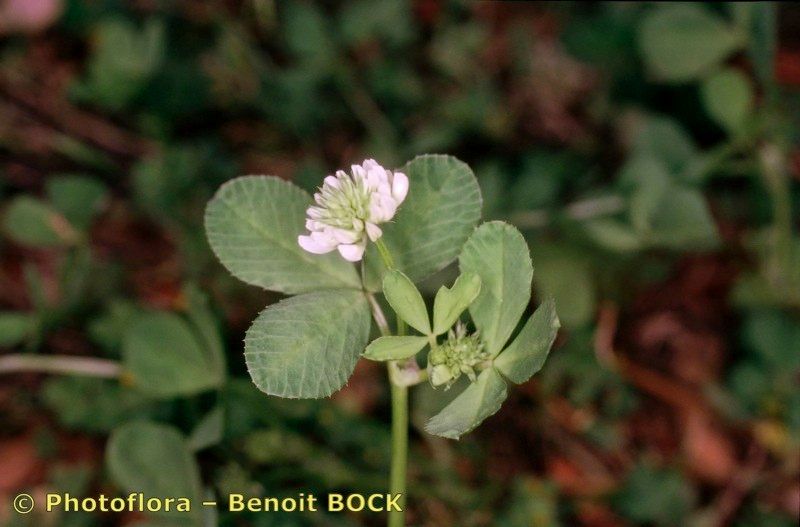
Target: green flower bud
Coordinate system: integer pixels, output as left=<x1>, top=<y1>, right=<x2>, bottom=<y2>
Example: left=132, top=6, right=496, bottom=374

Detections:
left=427, top=322, right=490, bottom=388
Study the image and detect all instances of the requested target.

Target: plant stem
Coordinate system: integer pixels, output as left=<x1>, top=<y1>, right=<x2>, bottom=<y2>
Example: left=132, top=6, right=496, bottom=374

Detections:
left=370, top=238, right=409, bottom=527
left=0, top=354, right=122, bottom=378
left=389, top=381, right=408, bottom=527
left=374, top=238, right=396, bottom=269
left=367, top=292, right=391, bottom=336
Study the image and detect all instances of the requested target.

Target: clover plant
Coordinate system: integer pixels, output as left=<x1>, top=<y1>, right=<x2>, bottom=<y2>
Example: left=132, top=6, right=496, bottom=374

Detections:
left=204, top=155, right=559, bottom=527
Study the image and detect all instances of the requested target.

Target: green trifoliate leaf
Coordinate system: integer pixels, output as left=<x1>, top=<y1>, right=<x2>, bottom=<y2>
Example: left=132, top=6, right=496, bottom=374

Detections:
left=366, top=154, right=482, bottom=287
left=459, top=221, right=533, bottom=356
left=3, top=196, right=79, bottom=248
left=495, top=297, right=560, bottom=384
left=701, top=68, right=754, bottom=135
left=383, top=269, right=431, bottom=334
left=123, top=312, right=225, bottom=398
left=107, top=421, right=203, bottom=523
left=432, top=272, right=482, bottom=335
left=363, top=336, right=428, bottom=361
left=638, top=4, right=744, bottom=82
left=205, top=176, right=360, bottom=295
left=245, top=290, right=371, bottom=399
left=425, top=367, right=507, bottom=439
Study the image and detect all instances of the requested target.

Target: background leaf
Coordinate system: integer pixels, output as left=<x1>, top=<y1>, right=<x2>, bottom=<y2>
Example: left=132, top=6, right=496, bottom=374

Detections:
left=107, top=421, right=203, bottom=523
left=182, top=284, right=226, bottom=377
left=244, top=290, right=371, bottom=398
left=3, top=196, right=78, bottom=247
left=75, top=18, right=166, bottom=110
left=282, top=0, right=336, bottom=72
left=701, top=68, right=754, bottom=134
left=425, top=367, right=508, bottom=439
left=531, top=245, right=595, bottom=329
left=42, top=377, right=152, bottom=433
left=630, top=116, right=698, bottom=176
left=205, top=176, right=360, bottom=294
left=632, top=182, right=720, bottom=250
left=460, top=221, right=533, bottom=356
left=0, top=312, right=37, bottom=347
left=123, top=312, right=225, bottom=398
left=187, top=405, right=224, bottom=453
left=582, top=219, right=643, bottom=253
left=638, top=4, right=743, bottom=82
left=732, top=3, right=776, bottom=94
left=612, top=463, right=696, bottom=527
left=46, top=175, right=109, bottom=231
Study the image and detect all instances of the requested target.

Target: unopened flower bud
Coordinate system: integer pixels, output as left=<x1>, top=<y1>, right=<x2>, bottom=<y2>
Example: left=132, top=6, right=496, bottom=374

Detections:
left=427, top=322, right=489, bottom=388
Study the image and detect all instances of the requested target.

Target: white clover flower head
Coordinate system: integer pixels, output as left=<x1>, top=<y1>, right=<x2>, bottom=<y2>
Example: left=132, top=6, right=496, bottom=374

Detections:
left=297, top=159, right=409, bottom=262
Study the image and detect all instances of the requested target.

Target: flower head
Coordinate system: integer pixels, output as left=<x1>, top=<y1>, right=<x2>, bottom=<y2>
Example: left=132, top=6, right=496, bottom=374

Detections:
left=298, top=159, right=409, bottom=262
left=428, top=322, right=490, bottom=388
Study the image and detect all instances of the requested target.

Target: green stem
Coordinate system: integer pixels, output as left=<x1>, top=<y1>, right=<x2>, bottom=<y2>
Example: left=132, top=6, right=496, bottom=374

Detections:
left=371, top=237, right=409, bottom=527
left=389, top=382, right=408, bottom=527
left=374, top=237, right=395, bottom=269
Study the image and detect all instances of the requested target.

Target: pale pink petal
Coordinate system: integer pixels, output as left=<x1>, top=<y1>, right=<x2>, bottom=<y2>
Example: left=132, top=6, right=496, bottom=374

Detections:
left=330, top=227, right=360, bottom=244
left=324, top=175, right=340, bottom=188
left=369, top=199, right=388, bottom=223
left=338, top=243, right=366, bottom=262
left=298, top=235, right=335, bottom=254
left=365, top=160, right=387, bottom=185
left=377, top=180, right=391, bottom=196
left=391, top=172, right=409, bottom=203
left=377, top=194, right=398, bottom=220
left=350, top=165, right=366, bottom=183
left=366, top=168, right=383, bottom=189
left=311, top=229, right=337, bottom=244
left=365, top=222, right=382, bottom=241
